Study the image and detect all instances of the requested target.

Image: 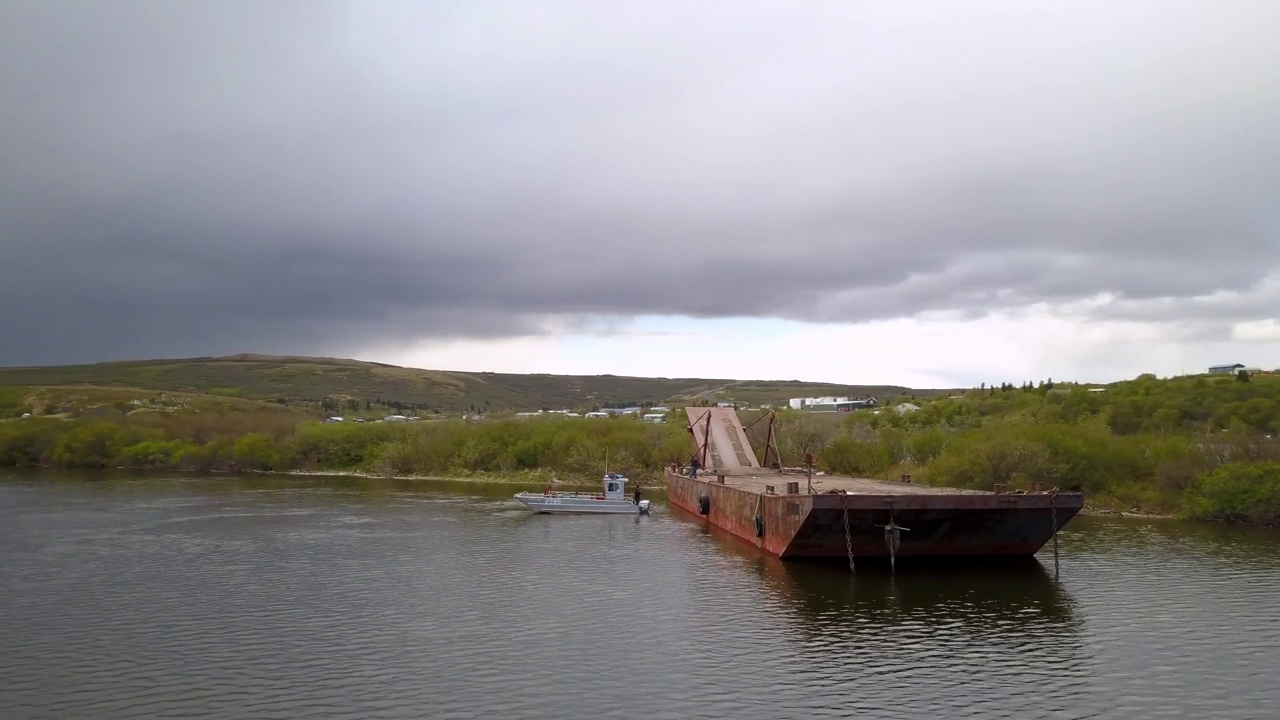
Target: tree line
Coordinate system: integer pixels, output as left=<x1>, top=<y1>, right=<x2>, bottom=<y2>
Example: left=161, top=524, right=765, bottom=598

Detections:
left=740, top=373, right=1280, bottom=524
left=2, top=371, right=1278, bottom=524
left=0, top=414, right=695, bottom=483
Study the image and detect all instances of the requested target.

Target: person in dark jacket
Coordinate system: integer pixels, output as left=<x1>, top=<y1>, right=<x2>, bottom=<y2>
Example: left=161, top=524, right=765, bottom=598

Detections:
left=633, top=486, right=643, bottom=505
left=689, top=456, right=701, bottom=478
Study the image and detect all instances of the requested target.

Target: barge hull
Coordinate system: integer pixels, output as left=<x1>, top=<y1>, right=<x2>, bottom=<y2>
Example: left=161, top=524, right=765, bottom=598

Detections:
left=671, top=408, right=1084, bottom=561
left=666, top=470, right=1083, bottom=561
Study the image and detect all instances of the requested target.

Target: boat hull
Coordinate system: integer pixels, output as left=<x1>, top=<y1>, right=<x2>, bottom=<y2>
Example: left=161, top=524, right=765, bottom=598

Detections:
left=515, top=493, right=646, bottom=514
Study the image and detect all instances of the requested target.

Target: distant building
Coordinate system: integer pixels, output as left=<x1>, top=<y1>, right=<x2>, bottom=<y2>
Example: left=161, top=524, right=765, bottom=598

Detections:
left=790, top=396, right=879, bottom=413
left=642, top=413, right=666, bottom=424
left=323, top=416, right=344, bottom=423
left=584, top=411, right=610, bottom=419
left=1209, top=363, right=1245, bottom=374
left=789, top=396, right=846, bottom=409
left=895, top=403, right=921, bottom=414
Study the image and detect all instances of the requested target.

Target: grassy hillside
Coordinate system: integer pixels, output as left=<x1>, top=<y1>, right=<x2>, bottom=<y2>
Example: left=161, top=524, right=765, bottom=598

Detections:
left=0, top=354, right=949, bottom=413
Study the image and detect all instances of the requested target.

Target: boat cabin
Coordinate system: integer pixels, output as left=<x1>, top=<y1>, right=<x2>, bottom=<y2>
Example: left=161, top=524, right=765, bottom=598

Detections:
left=602, top=473, right=629, bottom=500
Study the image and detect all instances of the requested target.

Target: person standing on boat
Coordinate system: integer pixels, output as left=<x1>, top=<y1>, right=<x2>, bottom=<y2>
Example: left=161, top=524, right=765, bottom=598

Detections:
left=689, top=456, right=701, bottom=478
left=633, top=486, right=643, bottom=505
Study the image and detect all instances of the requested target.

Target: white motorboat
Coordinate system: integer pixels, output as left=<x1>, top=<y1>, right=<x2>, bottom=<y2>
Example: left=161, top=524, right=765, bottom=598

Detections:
left=515, top=473, right=652, bottom=515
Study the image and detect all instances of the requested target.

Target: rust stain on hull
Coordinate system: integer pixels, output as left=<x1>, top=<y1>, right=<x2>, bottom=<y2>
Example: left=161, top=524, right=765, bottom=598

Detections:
left=667, top=470, right=1083, bottom=560
left=666, top=408, right=1083, bottom=562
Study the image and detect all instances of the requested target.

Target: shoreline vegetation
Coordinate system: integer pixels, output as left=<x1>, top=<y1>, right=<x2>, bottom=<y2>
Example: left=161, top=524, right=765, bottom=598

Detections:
left=3, top=366, right=1280, bottom=526
left=77, top=466, right=1195, bottom=519
left=253, top=470, right=1182, bottom=518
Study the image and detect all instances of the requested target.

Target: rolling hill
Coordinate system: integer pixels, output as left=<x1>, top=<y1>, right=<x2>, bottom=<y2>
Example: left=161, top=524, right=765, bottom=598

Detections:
left=0, top=354, right=954, bottom=413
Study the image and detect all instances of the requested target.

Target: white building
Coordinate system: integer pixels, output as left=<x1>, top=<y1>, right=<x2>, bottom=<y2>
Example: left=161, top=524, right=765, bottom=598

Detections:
left=788, top=396, right=851, bottom=409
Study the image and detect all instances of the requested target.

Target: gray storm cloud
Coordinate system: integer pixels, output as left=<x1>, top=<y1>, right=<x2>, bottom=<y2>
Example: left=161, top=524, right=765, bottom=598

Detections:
left=2, top=0, right=1279, bottom=364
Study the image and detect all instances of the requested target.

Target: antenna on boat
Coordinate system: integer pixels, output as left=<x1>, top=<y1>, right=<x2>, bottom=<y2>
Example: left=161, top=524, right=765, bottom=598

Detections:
left=604, top=447, right=609, bottom=475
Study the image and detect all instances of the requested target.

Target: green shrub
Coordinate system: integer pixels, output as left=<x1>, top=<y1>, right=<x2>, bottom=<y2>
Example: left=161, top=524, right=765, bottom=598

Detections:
left=0, top=418, right=63, bottom=466
left=231, top=433, right=280, bottom=471
left=50, top=422, right=129, bottom=468
left=1183, top=462, right=1280, bottom=524
left=118, top=439, right=199, bottom=469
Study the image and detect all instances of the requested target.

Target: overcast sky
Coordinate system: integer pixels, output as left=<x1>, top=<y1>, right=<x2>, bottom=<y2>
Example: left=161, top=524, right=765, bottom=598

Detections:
left=3, top=1, right=1279, bottom=386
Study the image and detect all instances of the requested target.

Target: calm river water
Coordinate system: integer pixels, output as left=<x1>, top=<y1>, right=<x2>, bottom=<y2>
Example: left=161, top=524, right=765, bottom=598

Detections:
left=2, top=472, right=1278, bottom=719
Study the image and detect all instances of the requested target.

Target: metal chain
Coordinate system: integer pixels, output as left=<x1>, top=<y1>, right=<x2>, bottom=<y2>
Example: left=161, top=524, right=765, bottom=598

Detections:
left=840, top=491, right=855, bottom=573
left=1050, top=488, right=1060, bottom=576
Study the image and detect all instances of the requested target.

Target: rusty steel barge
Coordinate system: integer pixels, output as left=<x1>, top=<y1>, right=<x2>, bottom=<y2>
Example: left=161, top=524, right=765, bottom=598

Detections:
left=666, top=408, right=1084, bottom=563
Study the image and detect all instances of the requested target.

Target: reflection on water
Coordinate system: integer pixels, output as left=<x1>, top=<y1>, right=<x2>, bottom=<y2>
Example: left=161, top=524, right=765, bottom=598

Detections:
left=769, top=557, right=1073, bottom=623
left=1, top=473, right=1277, bottom=720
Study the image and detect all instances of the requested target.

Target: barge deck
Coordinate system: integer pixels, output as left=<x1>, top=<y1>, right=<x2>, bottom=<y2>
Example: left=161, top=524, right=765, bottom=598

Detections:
left=668, top=408, right=1083, bottom=562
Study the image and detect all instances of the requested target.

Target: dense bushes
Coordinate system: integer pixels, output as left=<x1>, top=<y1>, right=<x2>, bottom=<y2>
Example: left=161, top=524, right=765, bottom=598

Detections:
left=744, top=374, right=1280, bottom=520
left=117, top=439, right=197, bottom=469
left=1183, top=462, right=1280, bottom=524
left=0, top=415, right=693, bottom=482
left=751, top=403, right=1280, bottom=519
left=4, top=370, right=1280, bottom=523
left=0, top=418, right=62, bottom=466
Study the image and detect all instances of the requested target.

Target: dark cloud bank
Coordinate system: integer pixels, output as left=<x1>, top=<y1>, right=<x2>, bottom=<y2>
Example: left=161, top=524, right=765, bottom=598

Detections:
left=2, top=0, right=1278, bottom=365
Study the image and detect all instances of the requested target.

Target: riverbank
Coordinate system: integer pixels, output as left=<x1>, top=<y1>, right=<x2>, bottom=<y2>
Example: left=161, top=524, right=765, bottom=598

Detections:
left=3, top=411, right=1278, bottom=525
left=1079, top=507, right=1174, bottom=519
left=282, top=467, right=1171, bottom=517
left=279, top=467, right=671, bottom=489
left=1, top=463, right=1266, bottom=523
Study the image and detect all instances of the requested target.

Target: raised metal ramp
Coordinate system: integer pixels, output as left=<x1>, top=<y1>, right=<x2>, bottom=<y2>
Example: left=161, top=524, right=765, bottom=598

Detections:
left=685, top=407, right=760, bottom=470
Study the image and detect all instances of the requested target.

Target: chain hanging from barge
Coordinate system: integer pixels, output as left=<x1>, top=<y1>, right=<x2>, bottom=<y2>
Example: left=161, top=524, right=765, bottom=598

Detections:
left=1050, top=487, right=1060, bottom=577
left=840, top=491, right=855, bottom=574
